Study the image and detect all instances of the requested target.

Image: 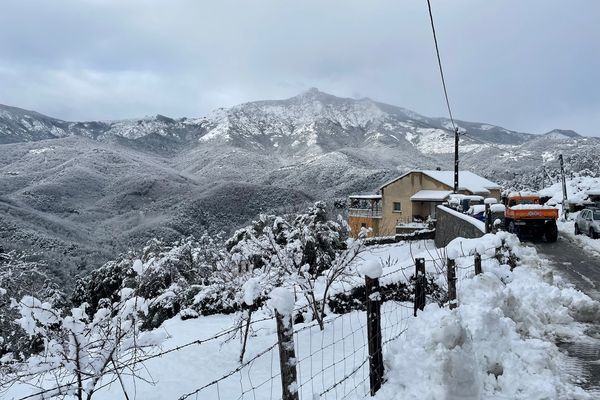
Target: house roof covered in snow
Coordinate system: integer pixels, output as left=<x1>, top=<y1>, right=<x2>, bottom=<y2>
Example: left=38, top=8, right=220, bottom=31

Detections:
left=349, top=194, right=382, bottom=200
left=380, top=170, right=501, bottom=195
left=410, top=190, right=453, bottom=202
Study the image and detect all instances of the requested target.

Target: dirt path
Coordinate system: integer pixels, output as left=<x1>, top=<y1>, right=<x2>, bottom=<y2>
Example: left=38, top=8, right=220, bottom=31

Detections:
left=534, top=237, right=600, bottom=395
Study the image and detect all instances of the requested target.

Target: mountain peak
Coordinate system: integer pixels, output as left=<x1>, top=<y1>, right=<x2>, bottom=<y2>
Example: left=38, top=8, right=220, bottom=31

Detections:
left=543, top=129, right=581, bottom=139
left=293, top=87, right=329, bottom=101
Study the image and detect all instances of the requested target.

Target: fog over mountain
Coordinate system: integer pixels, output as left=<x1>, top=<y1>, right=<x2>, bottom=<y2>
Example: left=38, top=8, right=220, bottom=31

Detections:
left=1, top=89, right=598, bottom=283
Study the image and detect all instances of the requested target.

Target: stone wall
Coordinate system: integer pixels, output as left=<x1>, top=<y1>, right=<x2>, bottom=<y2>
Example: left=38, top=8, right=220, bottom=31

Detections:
left=434, top=205, right=485, bottom=248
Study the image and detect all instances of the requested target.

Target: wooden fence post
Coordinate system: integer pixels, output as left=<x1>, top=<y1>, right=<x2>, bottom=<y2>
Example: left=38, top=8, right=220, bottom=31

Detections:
left=474, top=253, right=482, bottom=276
left=508, top=253, right=517, bottom=271
left=414, top=258, right=426, bottom=317
left=365, top=276, right=384, bottom=395
left=485, top=203, right=492, bottom=233
left=275, top=311, right=299, bottom=400
left=447, top=259, right=457, bottom=310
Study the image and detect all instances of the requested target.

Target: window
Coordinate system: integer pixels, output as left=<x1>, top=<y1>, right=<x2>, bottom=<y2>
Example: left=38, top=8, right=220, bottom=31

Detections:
left=361, top=223, right=367, bottom=228
left=594, top=211, right=600, bottom=220
left=393, top=202, right=402, bottom=212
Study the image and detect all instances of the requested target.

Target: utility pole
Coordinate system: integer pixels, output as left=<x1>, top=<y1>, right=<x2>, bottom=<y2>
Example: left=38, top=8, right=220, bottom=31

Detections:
left=559, top=154, right=568, bottom=219
left=453, top=127, right=459, bottom=193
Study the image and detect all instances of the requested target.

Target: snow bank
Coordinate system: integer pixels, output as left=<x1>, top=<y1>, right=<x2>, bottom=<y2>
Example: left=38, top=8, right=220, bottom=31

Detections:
left=557, top=214, right=600, bottom=257
left=375, top=232, right=598, bottom=400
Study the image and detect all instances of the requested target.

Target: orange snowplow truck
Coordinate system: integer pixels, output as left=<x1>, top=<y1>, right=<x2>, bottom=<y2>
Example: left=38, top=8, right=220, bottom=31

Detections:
left=504, top=194, right=559, bottom=242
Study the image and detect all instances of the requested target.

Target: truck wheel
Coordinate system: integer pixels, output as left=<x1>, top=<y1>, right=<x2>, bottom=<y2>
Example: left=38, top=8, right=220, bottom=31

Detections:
left=545, top=224, right=558, bottom=243
left=590, top=228, right=598, bottom=239
left=574, top=224, right=581, bottom=235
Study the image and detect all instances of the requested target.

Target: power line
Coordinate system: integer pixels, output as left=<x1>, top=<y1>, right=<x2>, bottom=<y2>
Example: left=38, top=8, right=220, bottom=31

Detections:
left=425, top=0, right=461, bottom=192
left=425, top=0, right=456, bottom=132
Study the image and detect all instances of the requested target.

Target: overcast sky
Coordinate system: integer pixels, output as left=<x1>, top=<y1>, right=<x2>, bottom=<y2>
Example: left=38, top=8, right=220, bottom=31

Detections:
left=1, top=0, right=599, bottom=136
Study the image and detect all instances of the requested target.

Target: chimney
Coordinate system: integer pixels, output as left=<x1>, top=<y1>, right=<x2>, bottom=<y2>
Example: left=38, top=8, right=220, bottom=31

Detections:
left=436, top=167, right=441, bottom=171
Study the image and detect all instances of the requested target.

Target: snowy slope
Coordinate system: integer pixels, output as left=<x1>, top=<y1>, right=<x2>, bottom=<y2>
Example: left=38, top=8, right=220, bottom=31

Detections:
left=1, top=90, right=599, bottom=284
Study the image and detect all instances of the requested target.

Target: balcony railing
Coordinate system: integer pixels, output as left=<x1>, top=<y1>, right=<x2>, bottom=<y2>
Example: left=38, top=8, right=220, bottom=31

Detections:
left=348, top=208, right=382, bottom=218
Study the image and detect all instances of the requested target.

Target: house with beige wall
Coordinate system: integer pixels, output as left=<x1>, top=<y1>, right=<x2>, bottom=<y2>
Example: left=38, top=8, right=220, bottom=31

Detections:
left=348, top=170, right=501, bottom=237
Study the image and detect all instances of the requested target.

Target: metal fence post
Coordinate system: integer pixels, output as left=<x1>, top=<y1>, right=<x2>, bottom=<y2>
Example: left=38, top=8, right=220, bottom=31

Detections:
left=414, top=258, right=426, bottom=316
left=365, top=276, right=384, bottom=395
left=447, top=258, right=457, bottom=310
left=275, top=311, right=299, bottom=400
left=474, top=252, right=482, bottom=275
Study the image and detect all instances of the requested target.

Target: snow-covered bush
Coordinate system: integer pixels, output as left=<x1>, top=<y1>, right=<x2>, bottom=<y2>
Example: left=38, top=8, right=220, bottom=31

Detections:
left=2, top=289, right=165, bottom=400
left=226, top=202, right=364, bottom=330
left=0, top=251, right=67, bottom=362
left=72, top=235, right=227, bottom=329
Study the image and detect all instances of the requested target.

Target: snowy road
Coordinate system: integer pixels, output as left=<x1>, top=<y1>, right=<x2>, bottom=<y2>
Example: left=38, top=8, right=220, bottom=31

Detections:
left=535, top=237, right=600, bottom=301
left=534, top=237, right=600, bottom=395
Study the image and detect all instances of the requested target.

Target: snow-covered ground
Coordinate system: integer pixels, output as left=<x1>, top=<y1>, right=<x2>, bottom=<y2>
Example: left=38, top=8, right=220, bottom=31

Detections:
left=5, top=235, right=599, bottom=400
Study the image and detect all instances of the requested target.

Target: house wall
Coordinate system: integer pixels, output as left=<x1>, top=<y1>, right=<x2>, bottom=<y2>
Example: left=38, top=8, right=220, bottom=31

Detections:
left=348, top=216, right=380, bottom=238
left=488, top=189, right=501, bottom=201
left=380, top=172, right=452, bottom=236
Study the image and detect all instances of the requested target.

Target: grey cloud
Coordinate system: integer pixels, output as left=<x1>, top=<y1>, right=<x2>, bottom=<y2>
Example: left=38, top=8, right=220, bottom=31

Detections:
left=0, top=0, right=599, bottom=135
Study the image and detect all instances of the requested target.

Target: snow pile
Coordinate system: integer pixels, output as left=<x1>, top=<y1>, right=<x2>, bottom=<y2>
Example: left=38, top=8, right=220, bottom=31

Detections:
left=556, top=215, right=600, bottom=256
left=357, top=259, right=383, bottom=279
left=539, top=176, right=600, bottom=205
left=490, top=204, right=505, bottom=213
left=268, top=287, right=295, bottom=316
left=242, top=277, right=262, bottom=306
left=376, top=232, right=598, bottom=400
left=510, top=204, right=557, bottom=210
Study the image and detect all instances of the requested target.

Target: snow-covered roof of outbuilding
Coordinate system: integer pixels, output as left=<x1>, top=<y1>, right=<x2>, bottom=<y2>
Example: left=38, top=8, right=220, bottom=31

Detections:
left=410, top=190, right=453, bottom=201
left=380, top=170, right=501, bottom=195
left=349, top=194, right=382, bottom=200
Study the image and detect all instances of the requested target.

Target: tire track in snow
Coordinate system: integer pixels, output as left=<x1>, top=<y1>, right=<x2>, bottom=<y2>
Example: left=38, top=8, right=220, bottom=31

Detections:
left=534, top=238, right=600, bottom=396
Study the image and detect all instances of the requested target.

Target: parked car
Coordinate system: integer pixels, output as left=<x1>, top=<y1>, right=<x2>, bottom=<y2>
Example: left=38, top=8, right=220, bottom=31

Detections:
left=575, top=208, right=600, bottom=239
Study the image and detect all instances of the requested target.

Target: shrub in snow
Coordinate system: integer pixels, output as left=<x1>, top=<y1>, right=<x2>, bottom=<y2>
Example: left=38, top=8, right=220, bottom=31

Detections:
left=0, top=251, right=67, bottom=363
left=2, top=290, right=165, bottom=400
left=71, top=235, right=227, bottom=330
left=226, top=202, right=364, bottom=330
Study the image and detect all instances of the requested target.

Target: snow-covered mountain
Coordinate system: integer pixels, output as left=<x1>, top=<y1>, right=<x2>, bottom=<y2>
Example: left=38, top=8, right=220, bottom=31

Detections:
left=2, top=89, right=534, bottom=151
left=1, top=89, right=599, bottom=283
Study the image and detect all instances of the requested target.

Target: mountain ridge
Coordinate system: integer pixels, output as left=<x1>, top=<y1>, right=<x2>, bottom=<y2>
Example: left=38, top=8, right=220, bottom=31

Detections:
left=1, top=90, right=598, bottom=284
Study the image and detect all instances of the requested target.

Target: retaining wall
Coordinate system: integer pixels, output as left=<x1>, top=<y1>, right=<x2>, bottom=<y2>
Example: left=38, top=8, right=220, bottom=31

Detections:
left=434, top=205, right=485, bottom=248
